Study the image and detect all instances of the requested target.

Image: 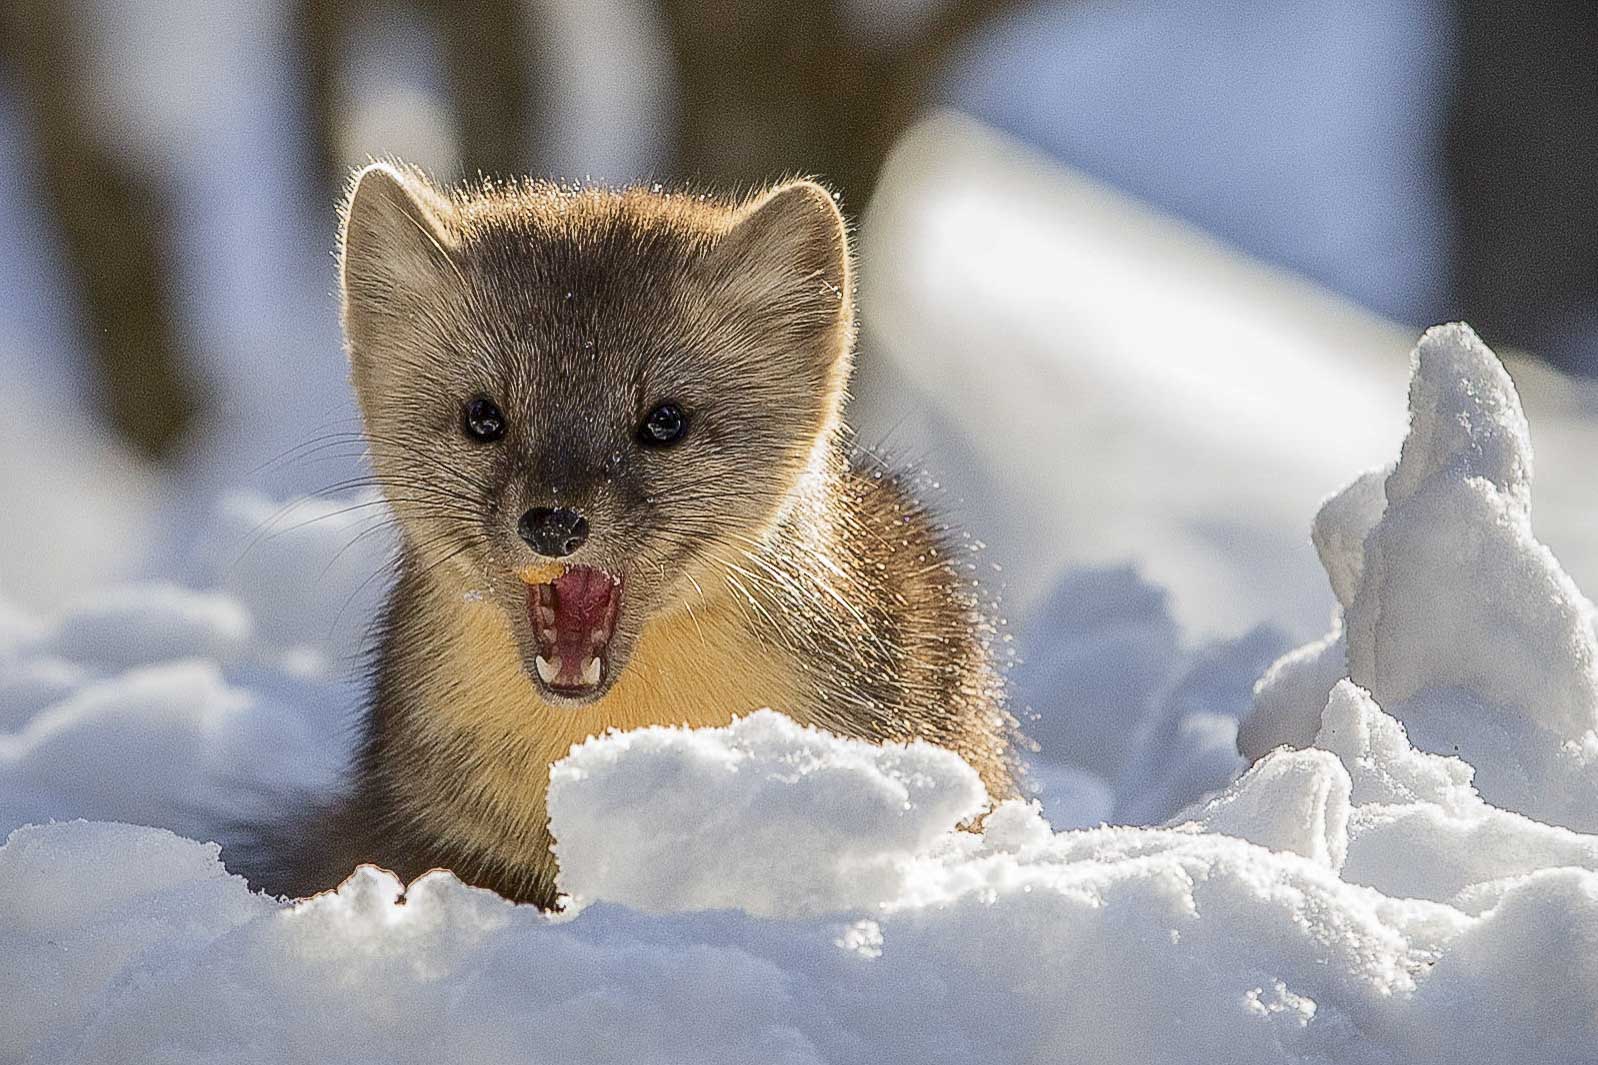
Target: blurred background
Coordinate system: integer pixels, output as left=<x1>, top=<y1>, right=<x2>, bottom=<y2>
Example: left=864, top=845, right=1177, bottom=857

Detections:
left=4, top=1, right=1596, bottom=451
left=5, top=0, right=1598, bottom=634
left=4, top=0, right=1597, bottom=620
left=1, top=0, right=1596, bottom=832
left=3, top=0, right=1598, bottom=630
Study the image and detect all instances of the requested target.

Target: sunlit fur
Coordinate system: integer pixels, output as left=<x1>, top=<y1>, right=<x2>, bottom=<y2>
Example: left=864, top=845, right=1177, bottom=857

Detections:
left=236, top=164, right=1018, bottom=907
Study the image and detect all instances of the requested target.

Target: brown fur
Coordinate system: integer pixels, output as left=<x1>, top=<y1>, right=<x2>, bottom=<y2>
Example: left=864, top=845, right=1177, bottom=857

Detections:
left=232, top=165, right=1016, bottom=907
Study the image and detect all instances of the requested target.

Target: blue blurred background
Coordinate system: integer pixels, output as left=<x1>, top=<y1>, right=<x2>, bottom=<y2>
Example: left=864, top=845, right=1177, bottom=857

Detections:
left=3, top=0, right=1594, bottom=457
left=1, top=0, right=1594, bottom=613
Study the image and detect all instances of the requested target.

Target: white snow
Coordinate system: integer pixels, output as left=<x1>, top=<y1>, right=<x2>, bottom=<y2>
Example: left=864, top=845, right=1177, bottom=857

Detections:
left=549, top=709, right=990, bottom=918
left=0, top=493, right=375, bottom=842
left=1243, top=322, right=1598, bottom=834
left=6, top=318, right=1598, bottom=1062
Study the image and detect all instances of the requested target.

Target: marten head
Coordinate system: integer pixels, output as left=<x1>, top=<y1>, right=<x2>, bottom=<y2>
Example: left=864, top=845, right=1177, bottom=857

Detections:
left=339, top=164, right=853, bottom=705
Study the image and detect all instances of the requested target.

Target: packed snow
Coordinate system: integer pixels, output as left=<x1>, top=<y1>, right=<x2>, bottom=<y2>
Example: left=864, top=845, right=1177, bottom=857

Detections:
left=5, top=321, right=1598, bottom=1063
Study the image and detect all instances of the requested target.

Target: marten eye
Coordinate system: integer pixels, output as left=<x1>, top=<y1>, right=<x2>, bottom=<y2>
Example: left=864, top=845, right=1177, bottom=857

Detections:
left=638, top=402, right=687, bottom=447
left=462, top=397, right=506, bottom=443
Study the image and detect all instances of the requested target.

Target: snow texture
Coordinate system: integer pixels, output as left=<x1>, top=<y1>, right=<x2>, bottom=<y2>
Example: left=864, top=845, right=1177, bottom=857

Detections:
left=1243, top=322, right=1598, bottom=833
left=0, top=493, right=377, bottom=842
left=7, top=324, right=1598, bottom=1063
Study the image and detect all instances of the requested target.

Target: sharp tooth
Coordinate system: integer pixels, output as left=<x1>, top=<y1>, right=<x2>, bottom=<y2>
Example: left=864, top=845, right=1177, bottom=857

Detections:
left=581, top=656, right=601, bottom=686
left=535, top=655, right=561, bottom=684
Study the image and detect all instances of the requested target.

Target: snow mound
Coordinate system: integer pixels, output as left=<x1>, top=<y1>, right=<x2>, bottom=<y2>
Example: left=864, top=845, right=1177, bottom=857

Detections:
left=0, top=491, right=386, bottom=839
left=550, top=709, right=989, bottom=916
left=1243, top=322, right=1598, bottom=831
left=12, top=687, right=1598, bottom=1063
left=1011, top=564, right=1290, bottom=827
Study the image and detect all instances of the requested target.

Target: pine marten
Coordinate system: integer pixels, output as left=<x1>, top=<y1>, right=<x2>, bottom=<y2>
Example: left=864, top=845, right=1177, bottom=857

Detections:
left=236, top=163, right=1017, bottom=907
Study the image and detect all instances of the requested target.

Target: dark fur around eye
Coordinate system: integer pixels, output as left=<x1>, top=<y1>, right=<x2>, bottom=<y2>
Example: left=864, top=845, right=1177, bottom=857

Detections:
left=463, top=397, right=507, bottom=443
left=638, top=402, right=687, bottom=446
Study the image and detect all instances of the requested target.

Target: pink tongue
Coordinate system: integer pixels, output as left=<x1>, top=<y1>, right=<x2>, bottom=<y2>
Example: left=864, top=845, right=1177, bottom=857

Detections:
left=551, top=568, right=612, bottom=664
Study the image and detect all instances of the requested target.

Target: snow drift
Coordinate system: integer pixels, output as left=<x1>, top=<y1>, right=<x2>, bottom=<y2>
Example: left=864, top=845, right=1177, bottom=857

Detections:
left=5, top=323, right=1598, bottom=1063
left=1242, top=323, right=1598, bottom=834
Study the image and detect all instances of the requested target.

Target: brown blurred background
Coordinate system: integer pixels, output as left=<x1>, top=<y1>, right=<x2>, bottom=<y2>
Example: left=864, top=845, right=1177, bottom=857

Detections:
left=0, top=0, right=1593, bottom=461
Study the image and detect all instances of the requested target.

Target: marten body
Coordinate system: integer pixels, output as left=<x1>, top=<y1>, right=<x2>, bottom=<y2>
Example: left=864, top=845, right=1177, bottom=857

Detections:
left=237, top=166, right=1015, bottom=907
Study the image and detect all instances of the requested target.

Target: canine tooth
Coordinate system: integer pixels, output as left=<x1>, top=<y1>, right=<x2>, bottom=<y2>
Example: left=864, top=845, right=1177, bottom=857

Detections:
left=535, top=655, right=561, bottom=684
left=581, top=656, right=601, bottom=686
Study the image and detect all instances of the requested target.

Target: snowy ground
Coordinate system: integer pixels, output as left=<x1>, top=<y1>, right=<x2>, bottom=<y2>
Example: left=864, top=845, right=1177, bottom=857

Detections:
left=7, top=323, right=1598, bottom=1063
left=6, top=325, right=1598, bottom=1062
left=7, top=113, right=1598, bottom=1059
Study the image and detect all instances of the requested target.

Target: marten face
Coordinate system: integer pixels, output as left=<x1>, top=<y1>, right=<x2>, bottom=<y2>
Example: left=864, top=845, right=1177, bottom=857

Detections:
left=340, top=165, right=853, bottom=706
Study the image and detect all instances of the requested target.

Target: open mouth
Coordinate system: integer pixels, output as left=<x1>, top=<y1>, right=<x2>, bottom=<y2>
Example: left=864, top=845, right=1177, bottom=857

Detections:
left=521, top=564, right=622, bottom=699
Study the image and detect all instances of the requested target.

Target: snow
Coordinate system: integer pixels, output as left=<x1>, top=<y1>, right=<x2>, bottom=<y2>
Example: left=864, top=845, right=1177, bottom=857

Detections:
left=852, top=112, right=1598, bottom=642
left=549, top=710, right=990, bottom=918
left=0, top=493, right=374, bottom=843
left=6, top=315, right=1598, bottom=1062
left=1243, top=322, right=1598, bottom=834
left=7, top=34, right=1598, bottom=1050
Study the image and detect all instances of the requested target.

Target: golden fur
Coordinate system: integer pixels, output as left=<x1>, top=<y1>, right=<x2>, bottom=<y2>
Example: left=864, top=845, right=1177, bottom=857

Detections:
left=230, top=165, right=1018, bottom=907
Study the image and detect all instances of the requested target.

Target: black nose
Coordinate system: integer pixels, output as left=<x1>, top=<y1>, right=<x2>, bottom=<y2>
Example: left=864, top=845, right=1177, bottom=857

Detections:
left=518, top=506, right=589, bottom=557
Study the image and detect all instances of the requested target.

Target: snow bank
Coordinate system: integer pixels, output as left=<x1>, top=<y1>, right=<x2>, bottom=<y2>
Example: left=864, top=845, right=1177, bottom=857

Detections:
left=10, top=689, right=1598, bottom=1064
left=7, top=324, right=1598, bottom=1063
left=1243, top=322, right=1598, bottom=832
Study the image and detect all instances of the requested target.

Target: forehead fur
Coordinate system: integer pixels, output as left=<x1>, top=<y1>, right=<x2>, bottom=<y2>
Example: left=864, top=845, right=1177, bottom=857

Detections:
left=343, top=165, right=849, bottom=303
left=341, top=164, right=853, bottom=404
left=452, top=180, right=740, bottom=251
left=444, top=183, right=736, bottom=332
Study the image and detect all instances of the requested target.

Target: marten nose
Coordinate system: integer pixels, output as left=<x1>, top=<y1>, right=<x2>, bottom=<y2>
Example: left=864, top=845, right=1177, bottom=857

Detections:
left=518, top=506, right=589, bottom=557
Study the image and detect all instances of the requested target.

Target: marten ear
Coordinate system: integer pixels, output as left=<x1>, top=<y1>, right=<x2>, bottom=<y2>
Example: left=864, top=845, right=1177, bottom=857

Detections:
left=706, top=180, right=853, bottom=354
left=339, top=162, right=458, bottom=382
